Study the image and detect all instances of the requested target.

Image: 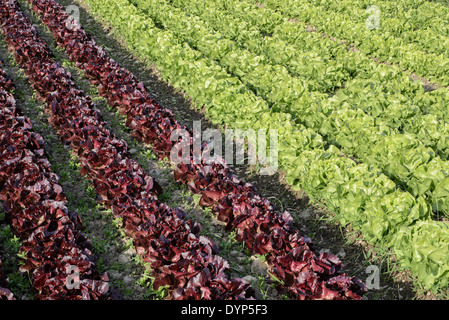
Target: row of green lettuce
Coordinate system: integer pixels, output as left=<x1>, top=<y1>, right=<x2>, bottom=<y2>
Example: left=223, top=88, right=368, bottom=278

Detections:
left=299, top=0, right=449, bottom=57
left=253, top=0, right=449, bottom=87
left=167, top=0, right=418, bottom=98
left=130, top=0, right=449, bottom=216
left=169, top=0, right=449, bottom=155
left=167, top=0, right=449, bottom=162
left=82, top=0, right=449, bottom=292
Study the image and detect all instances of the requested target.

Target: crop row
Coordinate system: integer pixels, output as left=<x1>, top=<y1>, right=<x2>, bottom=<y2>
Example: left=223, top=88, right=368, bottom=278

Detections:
left=132, top=0, right=449, bottom=216
left=361, top=0, right=449, bottom=37
left=167, top=0, right=449, bottom=150
left=0, top=57, right=110, bottom=299
left=290, top=0, right=449, bottom=59
left=167, top=0, right=406, bottom=94
left=80, top=0, right=449, bottom=292
left=0, top=66, right=17, bottom=301
left=255, top=0, right=449, bottom=87
left=167, top=0, right=449, bottom=158
left=28, top=0, right=367, bottom=299
left=0, top=0, right=258, bottom=300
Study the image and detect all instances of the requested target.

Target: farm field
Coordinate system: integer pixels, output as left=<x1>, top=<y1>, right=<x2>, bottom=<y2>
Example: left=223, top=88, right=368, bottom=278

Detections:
left=0, top=0, right=449, bottom=302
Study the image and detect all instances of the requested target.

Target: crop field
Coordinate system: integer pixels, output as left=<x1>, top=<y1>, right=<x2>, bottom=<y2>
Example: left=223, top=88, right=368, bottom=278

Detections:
left=0, top=0, right=449, bottom=303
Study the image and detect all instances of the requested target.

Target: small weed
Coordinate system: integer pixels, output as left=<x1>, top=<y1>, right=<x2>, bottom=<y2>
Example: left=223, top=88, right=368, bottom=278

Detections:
left=91, top=237, right=111, bottom=254
left=86, top=185, right=96, bottom=199
left=0, top=225, right=32, bottom=297
left=136, top=267, right=169, bottom=300
left=257, top=275, right=269, bottom=300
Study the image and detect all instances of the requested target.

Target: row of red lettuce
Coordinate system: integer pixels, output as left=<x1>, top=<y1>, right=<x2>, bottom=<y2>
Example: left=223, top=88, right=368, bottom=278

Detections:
left=0, top=61, right=109, bottom=299
left=0, top=0, right=254, bottom=300
left=27, top=0, right=365, bottom=299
